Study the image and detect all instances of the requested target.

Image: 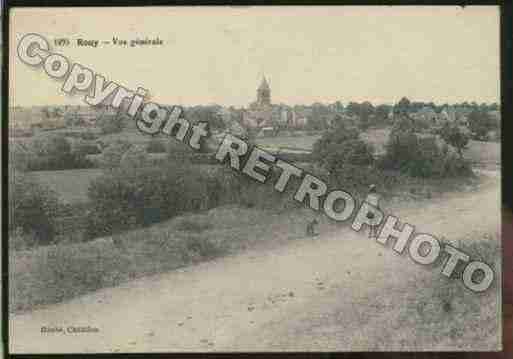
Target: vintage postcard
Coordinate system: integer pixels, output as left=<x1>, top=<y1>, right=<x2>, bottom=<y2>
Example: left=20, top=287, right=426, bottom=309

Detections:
left=7, top=6, right=501, bottom=353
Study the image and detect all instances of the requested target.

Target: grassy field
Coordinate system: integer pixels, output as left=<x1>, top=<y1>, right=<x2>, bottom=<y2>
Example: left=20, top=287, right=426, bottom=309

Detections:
left=27, top=127, right=499, bottom=205
left=31, top=169, right=103, bottom=204
left=256, top=134, right=320, bottom=151
left=10, top=205, right=314, bottom=313
left=256, top=128, right=500, bottom=166
left=361, top=128, right=500, bottom=166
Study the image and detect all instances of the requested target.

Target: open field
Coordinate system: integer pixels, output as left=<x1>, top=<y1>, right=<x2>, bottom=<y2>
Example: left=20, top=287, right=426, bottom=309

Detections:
left=256, top=134, right=320, bottom=151
left=10, top=172, right=501, bottom=351
left=10, top=205, right=313, bottom=313
left=257, top=128, right=500, bottom=166
left=30, top=169, right=103, bottom=204
left=28, top=128, right=500, bottom=205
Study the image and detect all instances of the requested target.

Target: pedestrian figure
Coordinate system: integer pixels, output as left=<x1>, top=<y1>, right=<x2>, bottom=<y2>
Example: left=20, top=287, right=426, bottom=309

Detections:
left=306, top=218, right=319, bottom=238
left=365, top=184, right=381, bottom=239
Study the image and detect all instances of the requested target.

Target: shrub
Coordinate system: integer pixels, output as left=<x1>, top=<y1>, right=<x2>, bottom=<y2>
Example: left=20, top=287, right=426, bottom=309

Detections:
left=99, top=114, right=124, bottom=134
left=381, top=127, right=472, bottom=178
left=80, top=131, right=99, bottom=141
left=174, top=218, right=213, bottom=233
left=147, top=138, right=167, bottom=153
left=178, top=234, right=224, bottom=262
left=468, top=109, right=497, bottom=141
left=24, top=134, right=94, bottom=170
left=99, top=141, right=132, bottom=169
left=439, top=122, right=470, bottom=156
left=71, top=139, right=102, bottom=155
left=85, top=163, right=209, bottom=239
left=10, top=221, right=227, bottom=312
left=312, top=122, right=373, bottom=171
left=9, top=141, right=33, bottom=171
left=319, top=139, right=374, bottom=173
left=9, top=170, right=59, bottom=246
left=119, top=144, right=148, bottom=169
left=328, top=165, right=402, bottom=200
left=167, top=139, right=196, bottom=163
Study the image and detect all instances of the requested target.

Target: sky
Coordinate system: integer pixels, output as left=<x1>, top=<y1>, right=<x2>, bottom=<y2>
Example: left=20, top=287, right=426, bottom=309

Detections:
left=9, top=6, right=500, bottom=107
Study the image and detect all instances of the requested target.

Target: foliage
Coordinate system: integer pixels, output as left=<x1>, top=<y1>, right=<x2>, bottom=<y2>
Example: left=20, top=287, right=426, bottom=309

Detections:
left=439, top=122, right=470, bottom=156
left=9, top=169, right=60, bottom=245
left=24, top=134, right=93, bottom=171
left=312, top=122, right=373, bottom=171
left=99, top=114, right=124, bottom=134
left=381, top=127, right=473, bottom=178
left=467, top=109, right=498, bottom=141
left=395, top=97, right=411, bottom=115
left=85, top=163, right=209, bottom=238
left=71, top=139, right=102, bottom=155
left=100, top=141, right=132, bottom=169
left=167, top=139, right=196, bottom=163
left=185, top=106, right=226, bottom=131
left=147, top=138, right=167, bottom=153
left=119, top=144, right=148, bottom=169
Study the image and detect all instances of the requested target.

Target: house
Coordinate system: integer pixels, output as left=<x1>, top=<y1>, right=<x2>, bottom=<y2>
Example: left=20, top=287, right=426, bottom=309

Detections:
left=414, top=106, right=438, bottom=124
left=439, top=106, right=456, bottom=123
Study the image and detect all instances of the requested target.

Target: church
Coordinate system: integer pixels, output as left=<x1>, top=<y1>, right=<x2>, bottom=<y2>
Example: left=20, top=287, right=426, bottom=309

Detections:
left=243, top=76, right=292, bottom=129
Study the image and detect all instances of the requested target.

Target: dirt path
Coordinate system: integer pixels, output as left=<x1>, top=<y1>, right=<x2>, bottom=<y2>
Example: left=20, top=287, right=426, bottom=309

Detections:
left=9, top=173, right=501, bottom=353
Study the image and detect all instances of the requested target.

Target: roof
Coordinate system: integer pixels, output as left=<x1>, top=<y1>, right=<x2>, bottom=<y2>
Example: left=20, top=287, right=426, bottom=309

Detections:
left=258, top=76, right=270, bottom=91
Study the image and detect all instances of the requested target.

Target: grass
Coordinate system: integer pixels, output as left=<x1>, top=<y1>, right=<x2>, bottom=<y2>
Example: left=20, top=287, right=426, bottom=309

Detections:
left=30, top=169, right=103, bottom=204
left=25, top=126, right=499, bottom=206
left=395, top=231, right=501, bottom=349
left=9, top=205, right=314, bottom=313
left=361, top=128, right=500, bottom=167
left=256, top=134, right=321, bottom=151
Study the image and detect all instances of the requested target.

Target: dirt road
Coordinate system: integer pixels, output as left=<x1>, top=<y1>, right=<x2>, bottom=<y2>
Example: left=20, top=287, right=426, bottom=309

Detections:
left=9, top=172, right=501, bottom=353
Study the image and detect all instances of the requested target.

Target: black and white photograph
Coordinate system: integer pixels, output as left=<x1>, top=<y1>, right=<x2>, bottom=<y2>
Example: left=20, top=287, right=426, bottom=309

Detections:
left=5, top=5, right=504, bottom=353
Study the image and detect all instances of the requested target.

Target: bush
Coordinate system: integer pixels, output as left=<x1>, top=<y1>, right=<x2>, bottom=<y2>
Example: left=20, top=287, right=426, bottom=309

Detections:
left=328, top=165, right=403, bottom=199
left=320, top=139, right=374, bottom=173
left=468, top=109, right=497, bottom=141
left=71, top=139, right=102, bottom=155
left=147, top=138, right=167, bottom=153
left=174, top=218, right=213, bottom=232
left=312, top=122, right=373, bottom=171
left=9, top=170, right=60, bottom=246
left=439, top=122, right=470, bottom=156
left=179, top=234, right=224, bottom=262
left=9, top=141, right=33, bottom=171
left=99, top=114, right=124, bottom=134
left=23, top=134, right=94, bottom=170
left=99, top=141, right=132, bottom=169
left=381, top=127, right=472, bottom=178
left=85, top=163, right=209, bottom=239
left=9, top=221, right=227, bottom=312
left=119, top=144, right=148, bottom=169
left=80, top=131, right=99, bottom=141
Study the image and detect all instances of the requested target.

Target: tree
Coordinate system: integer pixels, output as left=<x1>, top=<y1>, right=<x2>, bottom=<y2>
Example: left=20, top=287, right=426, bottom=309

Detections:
left=358, top=101, right=375, bottom=130
left=32, top=133, right=71, bottom=158
left=100, top=141, right=131, bottom=169
left=375, top=104, right=392, bottom=124
left=99, top=114, right=124, bottom=134
left=467, top=109, right=496, bottom=141
left=439, top=122, right=470, bottom=157
left=120, top=144, right=148, bottom=169
left=9, top=169, right=59, bottom=245
left=395, top=97, right=411, bottom=115
left=312, top=122, right=373, bottom=171
left=344, top=102, right=375, bottom=130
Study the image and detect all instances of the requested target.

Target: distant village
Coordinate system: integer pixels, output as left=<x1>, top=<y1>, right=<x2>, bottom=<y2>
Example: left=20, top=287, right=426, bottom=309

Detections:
left=9, top=76, right=500, bottom=141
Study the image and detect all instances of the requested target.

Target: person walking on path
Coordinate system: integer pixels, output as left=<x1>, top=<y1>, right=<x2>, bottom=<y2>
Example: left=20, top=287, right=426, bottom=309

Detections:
left=365, top=184, right=381, bottom=239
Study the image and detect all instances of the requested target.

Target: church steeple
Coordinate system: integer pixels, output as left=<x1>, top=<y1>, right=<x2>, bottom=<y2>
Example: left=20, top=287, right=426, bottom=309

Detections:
left=256, top=75, right=271, bottom=106
left=258, top=76, right=270, bottom=91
